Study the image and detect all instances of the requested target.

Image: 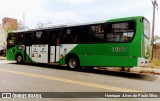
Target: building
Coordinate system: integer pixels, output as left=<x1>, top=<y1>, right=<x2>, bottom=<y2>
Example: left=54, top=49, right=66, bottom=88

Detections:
left=0, top=17, right=18, bottom=48
left=2, top=17, right=18, bottom=32
left=0, top=26, right=7, bottom=48
left=153, top=44, right=160, bottom=59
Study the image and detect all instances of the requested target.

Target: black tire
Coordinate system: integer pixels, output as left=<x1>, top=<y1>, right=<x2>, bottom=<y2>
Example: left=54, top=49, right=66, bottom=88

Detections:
left=67, top=56, right=80, bottom=70
left=16, top=54, right=24, bottom=64
left=2, top=52, right=6, bottom=57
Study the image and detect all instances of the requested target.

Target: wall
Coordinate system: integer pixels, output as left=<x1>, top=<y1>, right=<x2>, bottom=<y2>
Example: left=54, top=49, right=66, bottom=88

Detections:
left=153, top=45, right=160, bottom=59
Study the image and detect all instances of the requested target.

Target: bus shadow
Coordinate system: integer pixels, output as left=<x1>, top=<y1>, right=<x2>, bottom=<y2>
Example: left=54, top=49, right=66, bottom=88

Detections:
left=82, top=69, right=159, bottom=82
left=11, top=63, right=159, bottom=82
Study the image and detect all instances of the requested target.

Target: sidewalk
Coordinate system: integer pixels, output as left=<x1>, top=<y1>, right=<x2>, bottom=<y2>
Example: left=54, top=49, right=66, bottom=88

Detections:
left=0, top=57, right=160, bottom=75
left=0, top=57, right=6, bottom=60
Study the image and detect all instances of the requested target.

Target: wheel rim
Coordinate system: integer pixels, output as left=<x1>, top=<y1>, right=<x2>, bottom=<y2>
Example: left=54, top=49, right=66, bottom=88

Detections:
left=17, top=56, right=22, bottom=63
left=69, top=58, right=77, bottom=69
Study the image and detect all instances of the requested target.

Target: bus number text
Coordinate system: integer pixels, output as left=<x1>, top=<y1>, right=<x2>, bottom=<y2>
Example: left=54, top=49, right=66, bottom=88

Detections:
left=112, top=47, right=127, bottom=52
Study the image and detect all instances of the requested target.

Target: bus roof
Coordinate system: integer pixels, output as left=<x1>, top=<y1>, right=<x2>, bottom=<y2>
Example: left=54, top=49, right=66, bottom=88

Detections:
left=10, top=20, right=107, bottom=33
left=9, top=16, right=147, bottom=33
left=107, top=16, right=144, bottom=22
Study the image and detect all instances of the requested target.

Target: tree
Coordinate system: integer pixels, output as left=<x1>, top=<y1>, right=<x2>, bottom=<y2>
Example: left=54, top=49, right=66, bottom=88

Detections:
left=18, top=21, right=24, bottom=30
left=36, top=22, right=45, bottom=29
left=17, top=20, right=29, bottom=30
left=36, top=21, right=52, bottom=29
left=154, top=35, right=160, bottom=45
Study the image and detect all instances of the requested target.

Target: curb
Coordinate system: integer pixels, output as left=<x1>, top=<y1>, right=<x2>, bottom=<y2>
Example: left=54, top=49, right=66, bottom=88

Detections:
left=97, top=67, right=160, bottom=75
left=130, top=67, right=160, bottom=75
left=0, top=59, right=159, bottom=75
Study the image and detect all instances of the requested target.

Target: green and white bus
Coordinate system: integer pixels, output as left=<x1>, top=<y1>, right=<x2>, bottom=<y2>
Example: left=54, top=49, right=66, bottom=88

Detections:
left=7, top=16, right=150, bottom=69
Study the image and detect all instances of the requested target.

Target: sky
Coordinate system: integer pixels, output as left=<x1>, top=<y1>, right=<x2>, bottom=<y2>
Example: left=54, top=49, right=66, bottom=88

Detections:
left=0, top=0, right=159, bottom=36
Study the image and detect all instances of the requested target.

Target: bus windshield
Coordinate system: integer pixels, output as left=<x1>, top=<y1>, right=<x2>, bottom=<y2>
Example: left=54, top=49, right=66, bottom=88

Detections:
left=7, top=34, right=16, bottom=48
left=144, top=19, right=150, bottom=38
left=143, top=19, right=150, bottom=58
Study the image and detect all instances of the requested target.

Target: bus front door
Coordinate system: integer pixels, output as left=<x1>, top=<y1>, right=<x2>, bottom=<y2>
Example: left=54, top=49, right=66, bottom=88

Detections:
left=49, top=31, right=60, bottom=63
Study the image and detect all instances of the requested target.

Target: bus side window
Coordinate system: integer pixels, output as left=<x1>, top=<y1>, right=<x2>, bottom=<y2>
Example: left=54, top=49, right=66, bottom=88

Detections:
left=62, top=27, right=81, bottom=44
left=115, top=33, right=122, bottom=42
left=97, top=25, right=104, bottom=34
left=106, top=21, right=135, bottom=42
left=122, top=35, right=129, bottom=42
left=34, top=31, right=47, bottom=44
left=92, top=25, right=104, bottom=42
left=82, top=25, right=104, bottom=43
left=107, top=33, right=114, bottom=41
left=81, top=26, right=90, bottom=42
left=62, top=29, right=70, bottom=43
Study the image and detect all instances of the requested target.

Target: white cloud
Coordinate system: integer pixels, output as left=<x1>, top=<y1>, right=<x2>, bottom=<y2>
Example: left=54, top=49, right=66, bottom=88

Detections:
left=0, top=0, right=45, bottom=27
left=0, top=0, right=159, bottom=36
left=69, top=0, right=91, bottom=4
left=53, top=0, right=91, bottom=4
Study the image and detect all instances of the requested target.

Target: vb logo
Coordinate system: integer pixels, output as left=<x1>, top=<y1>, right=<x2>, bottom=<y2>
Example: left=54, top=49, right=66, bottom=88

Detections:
left=2, top=93, right=11, bottom=98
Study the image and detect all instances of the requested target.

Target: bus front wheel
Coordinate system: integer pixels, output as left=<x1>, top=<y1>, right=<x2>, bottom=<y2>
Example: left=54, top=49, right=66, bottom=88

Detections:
left=16, top=54, right=23, bottom=64
left=67, top=56, right=80, bottom=70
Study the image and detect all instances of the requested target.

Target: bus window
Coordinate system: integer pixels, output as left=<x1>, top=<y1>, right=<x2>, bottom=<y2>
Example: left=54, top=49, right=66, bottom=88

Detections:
left=106, top=21, right=135, bottom=42
left=34, top=31, right=48, bottom=44
left=62, top=27, right=81, bottom=44
left=82, top=24, right=105, bottom=43
left=144, top=19, right=150, bottom=38
left=92, top=25, right=104, bottom=42
left=81, top=26, right=90, bottom=42
left=17, top=33, right=24, bottom=45
left=97, top=25, right=104, bottom=34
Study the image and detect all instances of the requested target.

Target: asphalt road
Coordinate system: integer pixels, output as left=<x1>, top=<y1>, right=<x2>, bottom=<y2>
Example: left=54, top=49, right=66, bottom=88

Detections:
left=0, top=60, right=160, bottom=101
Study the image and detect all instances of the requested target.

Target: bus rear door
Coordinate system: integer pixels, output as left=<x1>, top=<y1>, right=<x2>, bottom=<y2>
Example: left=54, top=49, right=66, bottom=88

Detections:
left=49, top=30, right=60, bottom=63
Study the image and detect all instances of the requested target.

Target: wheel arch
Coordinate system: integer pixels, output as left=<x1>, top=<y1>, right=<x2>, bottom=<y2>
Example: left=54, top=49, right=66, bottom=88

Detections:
left=15, top=52, right=23, bottom=60
left=65, top=53, right=80, bottom=64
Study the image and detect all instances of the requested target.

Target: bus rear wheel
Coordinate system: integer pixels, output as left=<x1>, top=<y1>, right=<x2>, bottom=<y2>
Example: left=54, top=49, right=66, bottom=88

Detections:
left=16, top=54, right=23, bottom=64
left=67, top=56, right=80, bottom=70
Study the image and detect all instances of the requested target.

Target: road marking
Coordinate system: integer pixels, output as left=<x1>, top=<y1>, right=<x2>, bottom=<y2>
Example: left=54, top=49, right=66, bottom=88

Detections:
left=0, top=69, right=140, bottom=92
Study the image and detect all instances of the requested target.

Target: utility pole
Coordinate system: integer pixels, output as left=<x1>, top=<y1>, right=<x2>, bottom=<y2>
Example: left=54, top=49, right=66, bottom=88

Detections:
left=23, top=13, right=25, bottom=29
left=151, top=0, right=158, bottom=59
